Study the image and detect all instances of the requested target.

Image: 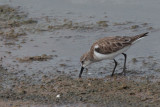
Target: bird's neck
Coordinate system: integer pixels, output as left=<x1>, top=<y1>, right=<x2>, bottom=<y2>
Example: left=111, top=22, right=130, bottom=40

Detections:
left=88, top=49, right=95, bottom=61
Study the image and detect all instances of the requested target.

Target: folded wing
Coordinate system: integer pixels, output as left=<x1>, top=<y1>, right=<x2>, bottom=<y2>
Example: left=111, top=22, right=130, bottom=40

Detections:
left=93, top=36, right=132, bottom=54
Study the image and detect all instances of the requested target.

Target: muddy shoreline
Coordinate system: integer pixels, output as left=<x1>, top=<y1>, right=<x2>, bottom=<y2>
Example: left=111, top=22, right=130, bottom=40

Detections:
left=0, top=4, right=160, bottom=107
left=0, top=65, right=160, bottom=107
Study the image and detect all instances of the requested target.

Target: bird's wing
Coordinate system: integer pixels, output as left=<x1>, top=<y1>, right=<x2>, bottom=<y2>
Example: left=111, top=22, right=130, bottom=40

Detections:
left=92, top=36, right=132, bottom=54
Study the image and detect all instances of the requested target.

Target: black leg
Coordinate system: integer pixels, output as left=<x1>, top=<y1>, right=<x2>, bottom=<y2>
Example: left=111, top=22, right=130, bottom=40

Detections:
left=79, top=67, right=84, bottom=78
left=122, top=53, right=127, bottom=76
left=111, top=59, right=117, bottom=77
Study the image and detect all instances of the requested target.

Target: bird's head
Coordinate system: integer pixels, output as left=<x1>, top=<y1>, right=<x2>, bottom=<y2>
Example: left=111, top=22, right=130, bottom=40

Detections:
left=79, top=51, right=92, bottom=78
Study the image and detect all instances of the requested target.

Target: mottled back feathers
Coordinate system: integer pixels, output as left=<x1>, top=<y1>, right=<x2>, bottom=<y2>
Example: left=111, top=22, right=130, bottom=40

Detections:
left=91, top=32, right=148, bottom=54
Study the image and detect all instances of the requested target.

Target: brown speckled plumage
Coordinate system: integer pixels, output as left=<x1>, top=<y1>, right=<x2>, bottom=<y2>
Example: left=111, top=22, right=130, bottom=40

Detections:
left=91, top=32, right=148, bottom=55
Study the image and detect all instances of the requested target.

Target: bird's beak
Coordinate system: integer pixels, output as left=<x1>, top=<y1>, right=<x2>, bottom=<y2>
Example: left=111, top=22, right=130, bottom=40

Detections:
left=79, top=66, right=84, bottom=78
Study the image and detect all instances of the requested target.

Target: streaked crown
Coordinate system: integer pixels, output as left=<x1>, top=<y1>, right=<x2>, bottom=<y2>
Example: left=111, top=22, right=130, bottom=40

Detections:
left=80, top=51, right=92, bottom=67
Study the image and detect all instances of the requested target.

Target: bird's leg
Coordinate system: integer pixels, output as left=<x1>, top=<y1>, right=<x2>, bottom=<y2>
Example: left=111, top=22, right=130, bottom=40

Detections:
left=122, top=53, right=127, bottom=76
left=111, top=59, right=117, bottom=77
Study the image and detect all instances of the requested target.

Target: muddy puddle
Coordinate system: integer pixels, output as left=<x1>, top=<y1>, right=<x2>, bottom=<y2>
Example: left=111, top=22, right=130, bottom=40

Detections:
left=0, top=0, right=160, bottom=106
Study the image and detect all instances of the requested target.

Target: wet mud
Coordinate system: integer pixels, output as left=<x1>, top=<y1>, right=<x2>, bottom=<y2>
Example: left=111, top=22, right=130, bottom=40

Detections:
left=0, top=2, right=160, bottom=107
left=0, top=66, right=160, bottom=107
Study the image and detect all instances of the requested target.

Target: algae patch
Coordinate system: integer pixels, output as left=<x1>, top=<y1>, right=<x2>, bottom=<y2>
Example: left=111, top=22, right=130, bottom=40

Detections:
left=16, top=54, right=53, bottom=62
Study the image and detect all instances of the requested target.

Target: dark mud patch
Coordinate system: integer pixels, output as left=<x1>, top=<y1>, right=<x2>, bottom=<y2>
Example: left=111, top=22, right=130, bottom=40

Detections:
left=16, top=54, right=53, bottom=62
left=1, top=29, right=26, bottom=39
left=0, top=5, right=37, bottom=41
left=47, top=19, right=109, bottom=32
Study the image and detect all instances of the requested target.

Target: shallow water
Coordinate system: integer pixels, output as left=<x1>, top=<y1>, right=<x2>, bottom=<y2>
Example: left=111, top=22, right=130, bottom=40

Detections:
left=0, top=0, right=160, bottom=81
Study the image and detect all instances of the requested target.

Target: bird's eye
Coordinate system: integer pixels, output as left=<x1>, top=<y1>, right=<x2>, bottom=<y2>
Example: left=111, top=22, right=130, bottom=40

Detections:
left=81, top=61, right=84, bottom=64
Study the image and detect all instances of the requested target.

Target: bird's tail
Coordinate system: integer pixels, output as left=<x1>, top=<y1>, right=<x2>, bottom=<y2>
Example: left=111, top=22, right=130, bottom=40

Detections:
left=131, top=32, right=149, bottom=43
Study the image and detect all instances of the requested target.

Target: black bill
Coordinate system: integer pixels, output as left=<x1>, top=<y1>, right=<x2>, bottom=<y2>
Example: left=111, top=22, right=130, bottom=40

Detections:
left=79, top=67, right=84, bottom=78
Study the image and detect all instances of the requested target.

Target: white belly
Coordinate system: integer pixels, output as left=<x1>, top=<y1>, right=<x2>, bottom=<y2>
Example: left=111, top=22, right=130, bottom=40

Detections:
left=94, top=46, right=130, bottom=60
